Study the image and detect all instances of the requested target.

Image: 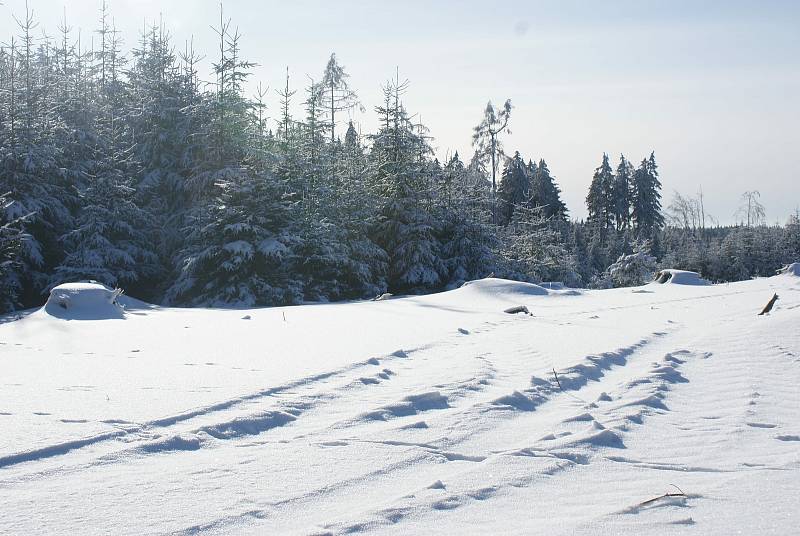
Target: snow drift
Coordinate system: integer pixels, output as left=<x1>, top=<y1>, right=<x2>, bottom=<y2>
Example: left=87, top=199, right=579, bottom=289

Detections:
left=44, top=282, right=126, bottom=320
left=652, top=269, right=710, bottom=286
left=460, top=278, right=549, bottom=297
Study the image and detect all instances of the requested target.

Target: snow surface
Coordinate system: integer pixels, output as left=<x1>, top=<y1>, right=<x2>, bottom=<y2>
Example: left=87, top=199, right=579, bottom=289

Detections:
left=1, top=274, right=799, bottom=534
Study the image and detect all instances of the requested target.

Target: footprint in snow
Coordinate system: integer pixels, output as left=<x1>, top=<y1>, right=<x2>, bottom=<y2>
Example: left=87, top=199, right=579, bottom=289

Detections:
left=319, top=440, right=349, bottom=447
left=746, top=422, right=777, bottom=429
left=400, top=420, right=428, bottom=430
left=563, top=412, right=595, bottom=423
left=436, top=451, right=487, bottom=463
left=359, top=377, right=380, bottom=385
left=540, top=430, right=573, bottom=441
left=775, top=434, right=800, bottom=441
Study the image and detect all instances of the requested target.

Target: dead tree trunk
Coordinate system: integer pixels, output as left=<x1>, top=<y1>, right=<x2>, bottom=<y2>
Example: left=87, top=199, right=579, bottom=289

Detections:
left=759, top=293, right=779, bottom=315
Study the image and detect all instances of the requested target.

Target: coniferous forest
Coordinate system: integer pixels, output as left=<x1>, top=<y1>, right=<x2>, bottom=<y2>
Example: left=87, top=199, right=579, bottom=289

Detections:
left=1, top=4, right=798, bottom=313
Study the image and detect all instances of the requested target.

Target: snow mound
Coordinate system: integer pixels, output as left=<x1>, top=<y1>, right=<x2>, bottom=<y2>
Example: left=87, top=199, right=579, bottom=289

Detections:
left=653, top=270, right=710, bottom=286
left=460, top=278, right=549, bottom=297
left=778, top=263, right=800, bottom=277
left=539, top=282, right=564, bottom=290
left=44, top=282, right=126, bottom=320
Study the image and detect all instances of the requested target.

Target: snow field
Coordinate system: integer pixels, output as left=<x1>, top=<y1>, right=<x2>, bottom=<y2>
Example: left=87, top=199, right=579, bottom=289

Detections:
left=0, top=272, right=799, bottom=534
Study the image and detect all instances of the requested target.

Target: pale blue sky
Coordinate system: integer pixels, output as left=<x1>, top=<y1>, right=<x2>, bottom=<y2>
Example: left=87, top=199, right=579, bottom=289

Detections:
left=2, top=0, right=798, bottom=223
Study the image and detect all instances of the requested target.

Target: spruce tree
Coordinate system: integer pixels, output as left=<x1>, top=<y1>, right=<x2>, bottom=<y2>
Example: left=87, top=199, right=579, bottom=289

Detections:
left=167, top=168, right=296, bottom=306
left=0, top=9, right=76, bottom=305
left=531, top=159, right=568, bottom=222
left=437, top=152, right=496, bottom=284
left=498, top=203, right=575, bottom=284
left=612, top=154, right=633, bottom=230
left=497, top=151, right=530, bottom=226
left=586, top=153, right=614, bottom=232
left=631, top=152, right=665, bottom=236
left=127, top=23, right=199, bottom=285
left=0, top=193, right=29, bottom=312
left=369, top=76, right=444, bottom=293
left=53, top=5, right=159, bottom=295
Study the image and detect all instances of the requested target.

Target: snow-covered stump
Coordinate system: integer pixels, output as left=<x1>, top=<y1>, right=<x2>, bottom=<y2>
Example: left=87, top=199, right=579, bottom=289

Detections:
left=778, top=263, right=800, bottom=277
left=45, top=282, right=127, bottom=320
left=504, top=305, right=531, bottom=315
left=653, top=269, right=710, bottom=286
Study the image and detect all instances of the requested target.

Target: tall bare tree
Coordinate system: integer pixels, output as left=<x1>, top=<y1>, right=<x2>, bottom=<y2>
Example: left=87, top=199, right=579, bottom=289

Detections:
left=315, top=53, right=360, bottom=144
left=736, top=190, right=765, bottom=227
left=472, top=99, right=512, bottom=222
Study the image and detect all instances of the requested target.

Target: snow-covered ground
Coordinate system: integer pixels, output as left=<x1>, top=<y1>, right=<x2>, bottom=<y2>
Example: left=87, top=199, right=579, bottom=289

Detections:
left=1, top=270, right=799, bottom=535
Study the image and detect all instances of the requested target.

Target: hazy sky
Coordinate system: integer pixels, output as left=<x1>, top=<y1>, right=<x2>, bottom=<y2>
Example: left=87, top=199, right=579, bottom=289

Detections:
left=2, top=0, right=798, bottom=223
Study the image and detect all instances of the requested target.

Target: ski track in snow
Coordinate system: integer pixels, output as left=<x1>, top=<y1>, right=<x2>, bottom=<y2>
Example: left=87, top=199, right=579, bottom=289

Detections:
left=1, top=275, right=799, bottom=535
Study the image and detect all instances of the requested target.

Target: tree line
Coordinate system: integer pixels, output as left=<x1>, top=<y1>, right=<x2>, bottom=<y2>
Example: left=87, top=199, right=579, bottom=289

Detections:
left=1, top=4, right=798, bottom=313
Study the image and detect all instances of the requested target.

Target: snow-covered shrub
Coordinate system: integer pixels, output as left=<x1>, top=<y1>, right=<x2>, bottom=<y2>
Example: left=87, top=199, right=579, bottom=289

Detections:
left=606, top=246, right=657, bottom=288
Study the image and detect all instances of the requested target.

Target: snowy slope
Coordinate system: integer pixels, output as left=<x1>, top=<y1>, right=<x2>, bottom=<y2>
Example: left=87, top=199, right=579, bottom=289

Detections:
left=1, top=273, right=799, bottom=535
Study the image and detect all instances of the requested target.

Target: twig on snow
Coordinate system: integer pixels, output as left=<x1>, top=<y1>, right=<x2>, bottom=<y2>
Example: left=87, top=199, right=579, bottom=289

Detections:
left=552, top=368, right=588, bottom=405
left=638, top=484, right=687, bottom=507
